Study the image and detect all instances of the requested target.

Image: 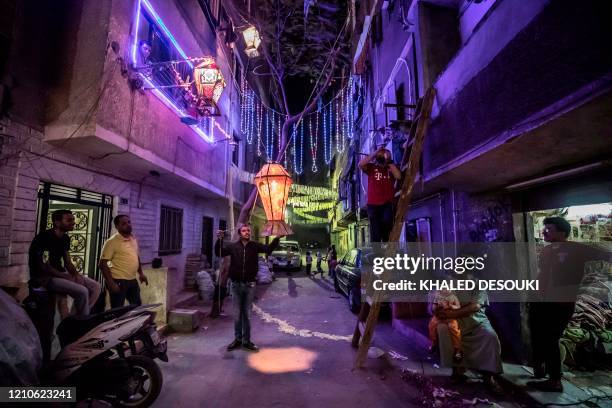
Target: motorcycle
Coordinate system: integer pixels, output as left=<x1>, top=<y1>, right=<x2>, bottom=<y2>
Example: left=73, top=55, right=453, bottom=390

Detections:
left=25, top=292, right=167, bottom=407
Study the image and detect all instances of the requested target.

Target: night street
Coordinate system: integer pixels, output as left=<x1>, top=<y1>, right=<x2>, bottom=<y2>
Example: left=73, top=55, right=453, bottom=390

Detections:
left=155, top=270, right=420, bottom=407
left=1, top=0, right=611, bottom=407
left=154, top=268, right=526, bottom=408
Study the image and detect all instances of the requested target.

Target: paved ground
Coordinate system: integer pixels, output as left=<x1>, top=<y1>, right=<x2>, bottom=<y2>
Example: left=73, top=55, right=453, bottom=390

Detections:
left=153, top=268, right=524, bottom=408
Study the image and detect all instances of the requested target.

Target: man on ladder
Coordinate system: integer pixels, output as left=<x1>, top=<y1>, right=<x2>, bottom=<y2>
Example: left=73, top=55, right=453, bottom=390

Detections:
left=358, top=146, right=402, bottom=243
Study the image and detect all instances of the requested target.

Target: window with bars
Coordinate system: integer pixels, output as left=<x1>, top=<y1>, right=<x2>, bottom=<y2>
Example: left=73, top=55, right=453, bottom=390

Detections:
left=159, top=205, right=183, bottom=255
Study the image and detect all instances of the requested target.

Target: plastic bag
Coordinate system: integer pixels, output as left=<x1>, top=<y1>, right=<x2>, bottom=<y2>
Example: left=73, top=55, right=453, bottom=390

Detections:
left=0, top=289, right=42, bottom=386
left=196, top=271, right=215, bottom=303
left=257, top=258, right=273, bottom=284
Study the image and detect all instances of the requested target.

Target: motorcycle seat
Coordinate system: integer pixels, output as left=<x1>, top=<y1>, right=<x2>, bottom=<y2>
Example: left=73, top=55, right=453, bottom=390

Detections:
left=57, top=305, right=138, bottom=348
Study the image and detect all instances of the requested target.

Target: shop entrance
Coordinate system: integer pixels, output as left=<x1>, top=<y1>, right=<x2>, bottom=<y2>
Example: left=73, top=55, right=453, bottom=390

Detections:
left=526, top=202, right=612, bottom=244
left=523, top=202, right=611, bottom=371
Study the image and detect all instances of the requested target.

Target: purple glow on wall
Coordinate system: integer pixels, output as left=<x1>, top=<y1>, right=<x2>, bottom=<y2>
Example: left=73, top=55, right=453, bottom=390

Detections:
left=132, top=0, right=213, bottom=143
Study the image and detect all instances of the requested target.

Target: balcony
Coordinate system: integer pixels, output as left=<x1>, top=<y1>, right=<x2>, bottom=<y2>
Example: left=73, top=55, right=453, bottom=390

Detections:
left=43, top=0, right=237, bottom=200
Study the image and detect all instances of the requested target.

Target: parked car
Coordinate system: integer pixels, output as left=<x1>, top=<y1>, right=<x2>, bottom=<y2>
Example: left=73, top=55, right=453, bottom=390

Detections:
left=335, top=248, right=390, bottom=315
left=269, top=240, right=302, bottom=271
left=334, top=248, right=368, bottom=313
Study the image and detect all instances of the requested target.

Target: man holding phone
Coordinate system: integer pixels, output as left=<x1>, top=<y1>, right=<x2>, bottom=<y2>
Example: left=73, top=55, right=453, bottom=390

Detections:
left=358, top=146, right=401, bottom=242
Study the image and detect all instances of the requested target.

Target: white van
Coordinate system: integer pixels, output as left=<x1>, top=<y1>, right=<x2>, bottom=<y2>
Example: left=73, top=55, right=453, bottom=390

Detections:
left=269, top=240, right=302, bottom=271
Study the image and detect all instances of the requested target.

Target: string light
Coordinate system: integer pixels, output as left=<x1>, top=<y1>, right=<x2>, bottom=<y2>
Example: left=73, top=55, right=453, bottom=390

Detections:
left=309, top=115, right=318, bottom=173
left=298, top=120, right=304, bottom=175
left=335, top=98, right=344, bottom=153
left=264, top=110, right=269, bottom=159
left=246, top=90, right=255, bottom=144
left=269, top=110, right=275, bottom=159
left=240, top=74, right=246, bottom=134
left=239, top=76, right=359, bottom=170
left=340, top=85, right=345, bottom=142
left=292, top=124, right=298, bottom=174
left=256, top=101, right=263, bottom=156
left=324, top=102, right=332, bottom=164
left=277, top=113, right=281, bottom=159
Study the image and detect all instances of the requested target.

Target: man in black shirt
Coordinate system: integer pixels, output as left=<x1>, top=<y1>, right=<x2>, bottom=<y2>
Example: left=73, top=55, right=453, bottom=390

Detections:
left=214, top=224, right=281, bottom=352
left=528, top=216, right=611, bottom=392
left=29, top=210, right=90, bottom=316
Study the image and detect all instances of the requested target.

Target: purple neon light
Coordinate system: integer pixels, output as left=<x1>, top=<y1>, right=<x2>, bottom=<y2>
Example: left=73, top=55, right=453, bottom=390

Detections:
left=132, top=0, right=213, bottom=142
left=132, top=0, right=142, bottom=65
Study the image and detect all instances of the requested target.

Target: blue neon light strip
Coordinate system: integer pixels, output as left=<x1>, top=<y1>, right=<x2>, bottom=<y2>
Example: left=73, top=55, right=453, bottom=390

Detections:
left=132, top=0, right=142, bottom=65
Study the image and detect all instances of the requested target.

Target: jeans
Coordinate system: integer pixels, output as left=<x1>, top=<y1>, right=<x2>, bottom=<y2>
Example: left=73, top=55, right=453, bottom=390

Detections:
left=109, top=279, right=142, bottom=308
left=47, top=277, right=90, bottom=316
left=367, top=203, right=394, bottom=243
left=231, top=281, right=256, bottom=343
left=529, top=302, right=575, bottom=379
left=57, top=276, right=101, bottom=319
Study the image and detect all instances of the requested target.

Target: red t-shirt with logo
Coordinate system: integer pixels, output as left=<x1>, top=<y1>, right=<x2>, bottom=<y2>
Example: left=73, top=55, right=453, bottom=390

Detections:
left=365, top=163, right=395, bottom=205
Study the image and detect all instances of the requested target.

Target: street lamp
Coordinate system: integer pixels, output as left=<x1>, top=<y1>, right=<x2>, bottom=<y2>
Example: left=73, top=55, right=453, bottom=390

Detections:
left=193, top=57, right=226, bottom=103
left=242, top=26, right=261, bottom=58
left=254, top=162, right=294, bottom=236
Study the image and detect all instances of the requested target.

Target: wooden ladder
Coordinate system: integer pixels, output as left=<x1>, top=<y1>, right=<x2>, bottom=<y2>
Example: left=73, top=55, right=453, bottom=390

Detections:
left=352, top=87, right=436, bottom=369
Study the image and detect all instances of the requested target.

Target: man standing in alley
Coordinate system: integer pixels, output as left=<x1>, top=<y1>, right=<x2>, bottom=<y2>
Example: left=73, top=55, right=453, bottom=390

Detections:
left=528, top=216, right=610, bottom=392
left=215, top=224, right=282, bottom=352
left=358, top=146, right=401, bottom=242
left=100, top=215, right=148, bottom=308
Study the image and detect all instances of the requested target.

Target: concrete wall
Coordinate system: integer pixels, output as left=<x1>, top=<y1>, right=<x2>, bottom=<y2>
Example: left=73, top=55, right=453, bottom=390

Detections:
left=418, top=3, right=460, bottom=90
left=41, top=0, right=236, bottom=197
left=458, top=0, right=497, bottom=45
left=424, top=0, right=612, bottom=175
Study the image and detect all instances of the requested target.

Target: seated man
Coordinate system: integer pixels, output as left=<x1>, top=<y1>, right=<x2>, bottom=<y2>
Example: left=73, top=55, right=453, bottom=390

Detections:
left=435, top=288, right=503, bottom=393
left=28, top=210, right=90, bottom=317
left=28, top=210, right=91, bottom=362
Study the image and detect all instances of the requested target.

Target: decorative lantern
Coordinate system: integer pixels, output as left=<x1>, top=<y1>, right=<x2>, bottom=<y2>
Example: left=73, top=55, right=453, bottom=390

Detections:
left=254, top=162, right=294, bottom=236
left=242, top=26, right=261, bottom=58
left=193, top=57, right=226, bottom=102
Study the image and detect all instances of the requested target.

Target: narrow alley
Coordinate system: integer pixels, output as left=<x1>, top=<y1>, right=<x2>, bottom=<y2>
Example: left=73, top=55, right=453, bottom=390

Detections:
left=154, top=268, right=524, bottom=408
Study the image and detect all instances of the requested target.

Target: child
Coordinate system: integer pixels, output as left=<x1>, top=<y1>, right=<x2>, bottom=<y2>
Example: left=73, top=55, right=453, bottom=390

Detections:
left=305, top=251, right=313, bottom=276
left=428, top=289, right=463, bottom=362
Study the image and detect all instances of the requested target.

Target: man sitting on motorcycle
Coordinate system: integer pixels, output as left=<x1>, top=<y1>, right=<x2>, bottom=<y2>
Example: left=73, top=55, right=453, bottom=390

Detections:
left=28, top=210, right=93, bottom=317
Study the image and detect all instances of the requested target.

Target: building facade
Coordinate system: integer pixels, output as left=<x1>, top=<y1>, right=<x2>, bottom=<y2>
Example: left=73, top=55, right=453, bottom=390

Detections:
left=335, top=0, right=612, bottom=361
left=0, top=0, right=248, bottom=308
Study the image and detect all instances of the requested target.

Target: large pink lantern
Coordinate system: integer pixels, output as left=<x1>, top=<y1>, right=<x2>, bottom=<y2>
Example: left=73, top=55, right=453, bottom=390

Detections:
left=254, top=163, right=293, bottom=237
